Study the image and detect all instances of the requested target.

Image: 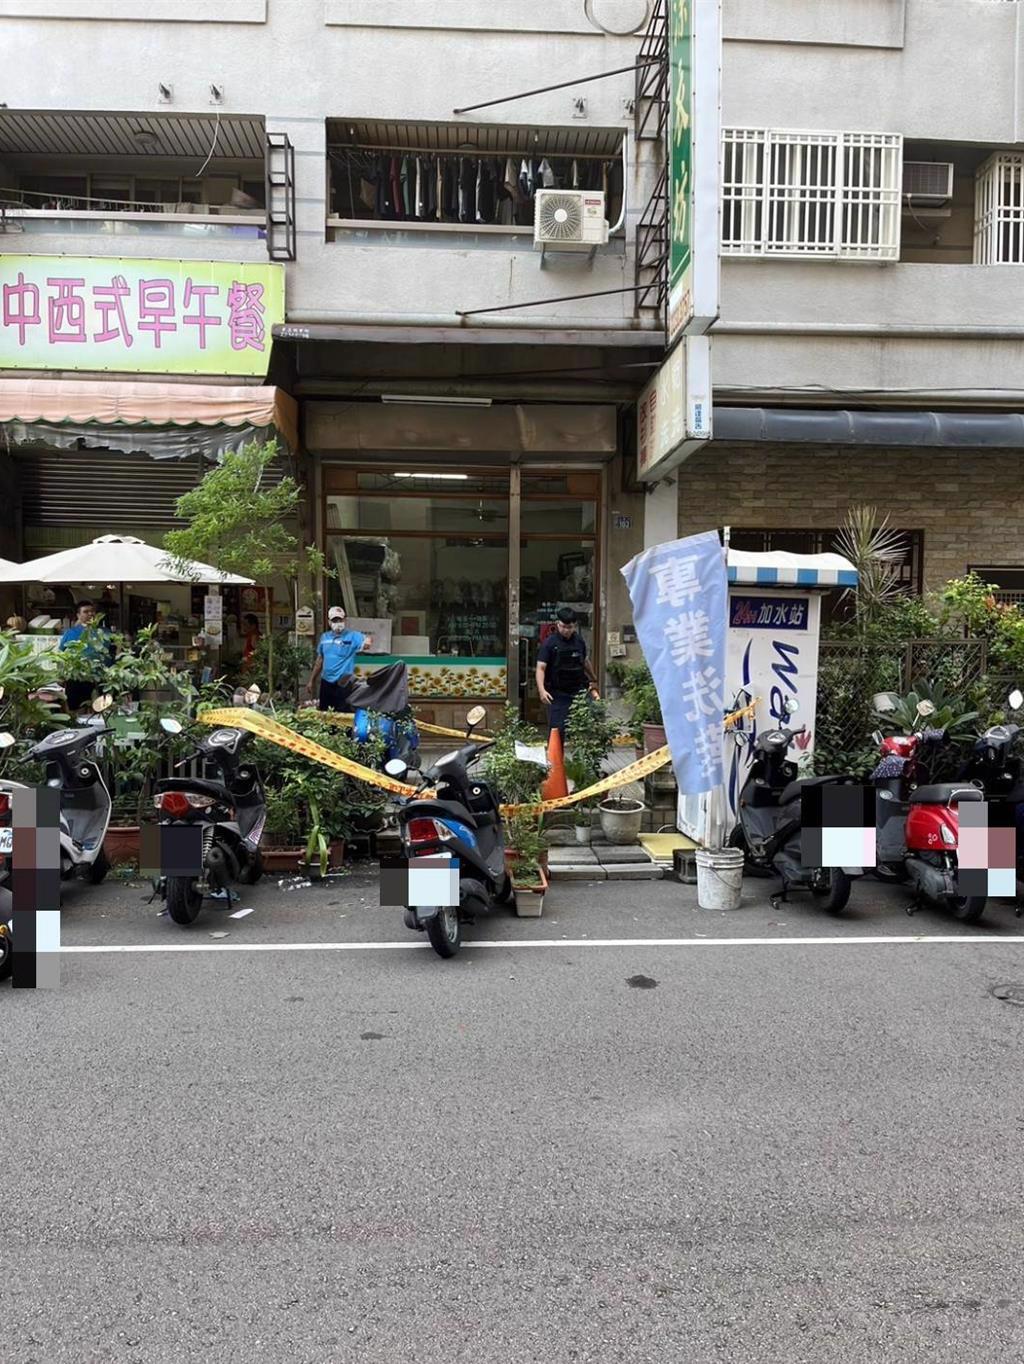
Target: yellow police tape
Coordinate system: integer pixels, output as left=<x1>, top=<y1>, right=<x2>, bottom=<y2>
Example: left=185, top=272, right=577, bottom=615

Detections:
left=198, top=699, right=759, bottom=817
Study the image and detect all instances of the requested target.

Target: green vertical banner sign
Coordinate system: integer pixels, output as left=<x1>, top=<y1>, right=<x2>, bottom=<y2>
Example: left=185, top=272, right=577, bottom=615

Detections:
left=668, top=0, right=694, bottom=346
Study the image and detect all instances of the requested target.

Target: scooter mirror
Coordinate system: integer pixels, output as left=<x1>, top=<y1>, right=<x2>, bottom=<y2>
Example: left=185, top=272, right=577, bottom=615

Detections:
left=916, top=699, right=936, bottom=718
left=871, top=730, right=884, bottom=746
left=160, top=717, right=183, bottom=735
left=1009, top=689, right=1024, bottom=711
left=0, top=732, right=14, bottom=750
left=785, top=698, right=799, bottom=715
left=244, top=685, right=261, bottom=706
left=733, top=730, right=748, bottom=748
left=466, top=705, right=486, bottom=730
left=873, top=692, right=899, bottom=714
left=384, top=758, right=408, bottom=779
left=92, top=694, right=114, bottom=714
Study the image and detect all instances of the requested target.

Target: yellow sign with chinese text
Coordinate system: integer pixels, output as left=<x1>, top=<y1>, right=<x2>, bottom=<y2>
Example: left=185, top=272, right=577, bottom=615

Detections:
left=0, top=254, right=285, bottom=377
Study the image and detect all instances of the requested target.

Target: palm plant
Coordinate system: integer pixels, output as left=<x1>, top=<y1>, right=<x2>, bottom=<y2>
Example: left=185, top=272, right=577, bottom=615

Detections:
left=835, top=504, right=908, bottom=628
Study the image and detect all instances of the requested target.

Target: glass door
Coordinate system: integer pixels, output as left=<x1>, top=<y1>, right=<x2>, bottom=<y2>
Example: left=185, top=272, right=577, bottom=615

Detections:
left=517, top=471, right=600, bottom=727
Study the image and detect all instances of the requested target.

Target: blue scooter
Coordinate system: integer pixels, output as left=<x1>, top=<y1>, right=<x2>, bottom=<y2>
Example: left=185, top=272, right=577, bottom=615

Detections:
left=384, top=704, right=512, bottom=958
left=348, top=662, right=421, bottom=771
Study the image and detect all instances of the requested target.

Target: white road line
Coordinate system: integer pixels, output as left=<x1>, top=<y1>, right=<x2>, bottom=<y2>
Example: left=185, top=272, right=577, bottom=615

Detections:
left=58, top=934, right=1024, bottom=954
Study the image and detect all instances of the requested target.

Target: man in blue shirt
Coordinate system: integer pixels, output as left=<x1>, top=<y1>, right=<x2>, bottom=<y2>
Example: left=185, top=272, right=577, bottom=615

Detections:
left=307, top=606, right=374, bottom=710
left=58, top=599, right=115, bottom=712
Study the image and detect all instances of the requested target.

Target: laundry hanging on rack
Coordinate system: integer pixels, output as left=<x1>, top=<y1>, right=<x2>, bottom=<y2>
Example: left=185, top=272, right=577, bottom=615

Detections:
left=333, top=148, right=622, bottom=229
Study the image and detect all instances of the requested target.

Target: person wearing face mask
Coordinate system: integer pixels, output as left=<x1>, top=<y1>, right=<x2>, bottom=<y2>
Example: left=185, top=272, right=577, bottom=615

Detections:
left=306, top=607, right=374, bottom=711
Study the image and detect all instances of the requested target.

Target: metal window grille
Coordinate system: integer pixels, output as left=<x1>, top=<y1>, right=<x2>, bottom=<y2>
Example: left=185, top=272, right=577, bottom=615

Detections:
left=722, top=128, right=902, bottom=260
left=974, top=152, right=1024, bottom=263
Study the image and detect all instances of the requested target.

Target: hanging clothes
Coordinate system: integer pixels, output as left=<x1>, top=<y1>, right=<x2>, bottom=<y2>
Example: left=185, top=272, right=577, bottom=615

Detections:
left=496, top=156, right=516, bottom=225
left=458, top=156, right=476, bottom=224
left=606, top=156, right=624, bottom=228
left=414, top=157, right=425, bottom=219
left=475, top=158, right=497, bottom=224
left=400, top=156, right=414, bottom=217
left=571, top=159, right=580, bottom=190
left=442, top=157, right=459, bottom=220
left=538, top=158, right=556, bottom=189
left=389, top=157, right=403, bottom=220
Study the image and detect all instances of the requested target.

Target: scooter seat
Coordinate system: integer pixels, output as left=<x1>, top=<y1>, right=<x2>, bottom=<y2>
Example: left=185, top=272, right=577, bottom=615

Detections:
left=909, top=783, right=984, bottom=805
left=778, top=774, right=852, bottom=806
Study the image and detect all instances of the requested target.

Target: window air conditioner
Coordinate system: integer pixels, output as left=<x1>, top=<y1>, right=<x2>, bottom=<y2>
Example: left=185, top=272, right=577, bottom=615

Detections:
left=534, top=189, right=609, bottom=250
left=902, top=161, right=954, bottom=206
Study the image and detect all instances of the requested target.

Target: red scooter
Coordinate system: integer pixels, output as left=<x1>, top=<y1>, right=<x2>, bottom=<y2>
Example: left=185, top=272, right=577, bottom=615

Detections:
left=872, top=727, right=987, bottom=922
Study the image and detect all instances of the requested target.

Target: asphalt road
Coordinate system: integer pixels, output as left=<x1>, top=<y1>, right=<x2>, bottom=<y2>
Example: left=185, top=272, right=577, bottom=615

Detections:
left=5, top=872, right=1024, bottom=1363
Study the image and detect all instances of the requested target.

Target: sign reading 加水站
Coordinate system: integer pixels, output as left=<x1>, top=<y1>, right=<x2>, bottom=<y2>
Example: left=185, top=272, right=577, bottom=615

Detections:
left=0, top=255, right=285, bottom=378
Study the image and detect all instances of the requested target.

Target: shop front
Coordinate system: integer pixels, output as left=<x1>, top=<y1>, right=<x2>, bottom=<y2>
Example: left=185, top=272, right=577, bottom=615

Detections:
left=0, top=252, right=290, bottom=664
left=306, top=400, right=617, bottom=727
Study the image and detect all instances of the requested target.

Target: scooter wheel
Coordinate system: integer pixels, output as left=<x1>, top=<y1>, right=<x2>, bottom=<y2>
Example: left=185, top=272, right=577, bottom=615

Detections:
left=84, top=848, right=110, bottom=885
left=495, top=874, right=515, bottom=906
left=166, top=876, right=203, bottom=925
left=952, top=895, right=986, bottom=924
left=811, top=868, right=852, bottom=915
left=425, top=906, right=462, bottom=958
left=238, top=850, right=264, bottom=885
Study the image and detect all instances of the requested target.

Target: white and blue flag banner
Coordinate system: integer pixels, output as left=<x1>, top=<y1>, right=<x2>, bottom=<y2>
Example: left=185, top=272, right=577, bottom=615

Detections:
left=621, top=530, right=728, bottom=796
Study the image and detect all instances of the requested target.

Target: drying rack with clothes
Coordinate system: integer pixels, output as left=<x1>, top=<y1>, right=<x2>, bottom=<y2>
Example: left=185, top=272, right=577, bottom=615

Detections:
left=331, top=150, right=624, bottom=229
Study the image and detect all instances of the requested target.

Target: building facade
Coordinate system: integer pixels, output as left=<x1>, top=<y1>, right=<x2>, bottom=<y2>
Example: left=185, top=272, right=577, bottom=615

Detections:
left=702, top=0, right=1024, bottom=601
left=2, top=0, right=1024, bottom=713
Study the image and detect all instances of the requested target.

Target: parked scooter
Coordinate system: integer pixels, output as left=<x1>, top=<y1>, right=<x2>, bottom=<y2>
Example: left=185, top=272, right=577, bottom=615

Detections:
left=21, top=694, right=115, bottom=888
left=951, top=689, right=1024, bottom=908
left=729, top=697, right=860, bottom=913
left=151, top=715, right=268, bottom=925
left=349, top=662, right=421, bottom=771
left=871, top=722, right=989, bottom=922
left=385, top=704, right=512, bottom=959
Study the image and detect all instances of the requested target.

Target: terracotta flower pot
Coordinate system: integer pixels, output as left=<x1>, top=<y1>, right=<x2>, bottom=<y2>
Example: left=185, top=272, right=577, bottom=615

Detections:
left=104, top=825, right=140, bottom=862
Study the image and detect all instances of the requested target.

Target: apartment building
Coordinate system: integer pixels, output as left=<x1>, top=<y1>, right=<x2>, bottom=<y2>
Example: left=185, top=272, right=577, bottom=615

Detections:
left=1, top=0, right=1022, bottom=715
left=687, top=0, right=1024, bottom=605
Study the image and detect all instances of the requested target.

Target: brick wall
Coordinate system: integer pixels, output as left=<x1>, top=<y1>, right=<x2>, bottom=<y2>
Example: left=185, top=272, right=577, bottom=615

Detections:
left=676, top=444, right=1024, bottom=592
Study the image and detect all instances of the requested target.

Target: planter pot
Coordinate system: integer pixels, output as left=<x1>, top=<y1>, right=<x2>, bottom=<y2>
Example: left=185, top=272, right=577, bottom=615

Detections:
left=642, top=723, right=667, bottom=754
left=265, top=838, right=345, bottom=876
left=599, top=798, right=645, bottom=845
left=505, top=848, right=549, bottom=880
left=104, top=825, right=140, bottom=863
left=574, top=822, right=592, bottom=845
left=512, top=864, right=549, bottom=918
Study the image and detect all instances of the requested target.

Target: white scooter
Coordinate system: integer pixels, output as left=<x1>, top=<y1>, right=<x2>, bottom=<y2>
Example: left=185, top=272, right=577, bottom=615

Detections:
left=24, top=694, right=115, bottom=887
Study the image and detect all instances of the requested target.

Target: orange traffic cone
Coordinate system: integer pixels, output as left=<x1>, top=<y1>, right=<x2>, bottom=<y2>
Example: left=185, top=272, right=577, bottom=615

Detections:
left=541, top=725, right=569, bottom=801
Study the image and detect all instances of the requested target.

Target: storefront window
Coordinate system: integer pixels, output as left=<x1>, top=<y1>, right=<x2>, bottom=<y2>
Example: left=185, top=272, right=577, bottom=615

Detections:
left=323, top=466, right=600, bottom=706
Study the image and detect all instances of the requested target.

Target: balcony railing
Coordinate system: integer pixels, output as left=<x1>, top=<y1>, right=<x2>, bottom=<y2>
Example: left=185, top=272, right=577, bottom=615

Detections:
left=0, top=205, right=266, bottom=242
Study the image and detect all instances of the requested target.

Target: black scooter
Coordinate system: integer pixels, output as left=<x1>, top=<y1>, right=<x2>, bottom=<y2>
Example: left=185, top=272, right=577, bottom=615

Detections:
left=384, top=704, right=513, bottom=959
left=152, top=717, right=267, bottom=925
left=729, top=698, right=859, bottom=913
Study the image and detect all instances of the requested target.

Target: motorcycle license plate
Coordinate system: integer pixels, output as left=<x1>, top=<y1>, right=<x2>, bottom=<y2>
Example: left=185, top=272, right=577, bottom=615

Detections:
left=140, top=824, right=204, bottom=878
left=0, top=828, right=12, bottom=855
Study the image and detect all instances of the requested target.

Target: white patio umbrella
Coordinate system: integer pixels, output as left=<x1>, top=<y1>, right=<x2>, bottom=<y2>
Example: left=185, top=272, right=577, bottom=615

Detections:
left=0, top=535, right=253, bottom=586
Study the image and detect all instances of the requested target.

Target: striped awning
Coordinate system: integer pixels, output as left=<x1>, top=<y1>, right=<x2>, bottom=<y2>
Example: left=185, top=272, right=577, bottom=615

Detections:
left=727, top=549, right=858, bottom=589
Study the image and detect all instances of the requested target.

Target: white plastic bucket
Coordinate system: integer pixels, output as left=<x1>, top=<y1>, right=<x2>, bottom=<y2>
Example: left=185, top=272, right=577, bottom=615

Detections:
left=695, top=847, right=744, bottom=911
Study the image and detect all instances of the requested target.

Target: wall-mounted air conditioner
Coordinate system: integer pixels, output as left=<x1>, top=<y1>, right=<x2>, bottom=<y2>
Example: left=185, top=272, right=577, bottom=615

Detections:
left=902, top=161, right=954, bottom=207
left=534, top=189, right=609, bottom=252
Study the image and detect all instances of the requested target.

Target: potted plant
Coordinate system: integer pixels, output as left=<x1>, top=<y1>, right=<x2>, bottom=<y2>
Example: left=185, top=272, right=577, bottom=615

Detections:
left=261, top=789, right=308, bottom=872
left=564, top=691, right=618, bottom=847
left=504, top=811, right=548, bottom=916
left=611, top=660, right=665, bottom=753
left=599, top=795, right=645, bottom=845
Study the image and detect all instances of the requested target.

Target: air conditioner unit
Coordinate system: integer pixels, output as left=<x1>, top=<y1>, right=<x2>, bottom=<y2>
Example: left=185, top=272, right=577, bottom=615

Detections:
left=902, top=161, right=954, bottom=206
left=534, top=189, right=609, bottom=251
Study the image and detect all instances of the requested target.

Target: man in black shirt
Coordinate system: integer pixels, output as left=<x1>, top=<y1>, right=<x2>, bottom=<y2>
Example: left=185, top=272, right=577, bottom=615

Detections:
left=535, top=607, right=600, bottom=738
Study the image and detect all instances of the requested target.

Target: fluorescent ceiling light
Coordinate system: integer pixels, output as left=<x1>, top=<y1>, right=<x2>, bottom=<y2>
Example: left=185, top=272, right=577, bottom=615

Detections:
left=393, top=472, right=469, bottom=480
left=381, top=394, right=492, bottom=407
